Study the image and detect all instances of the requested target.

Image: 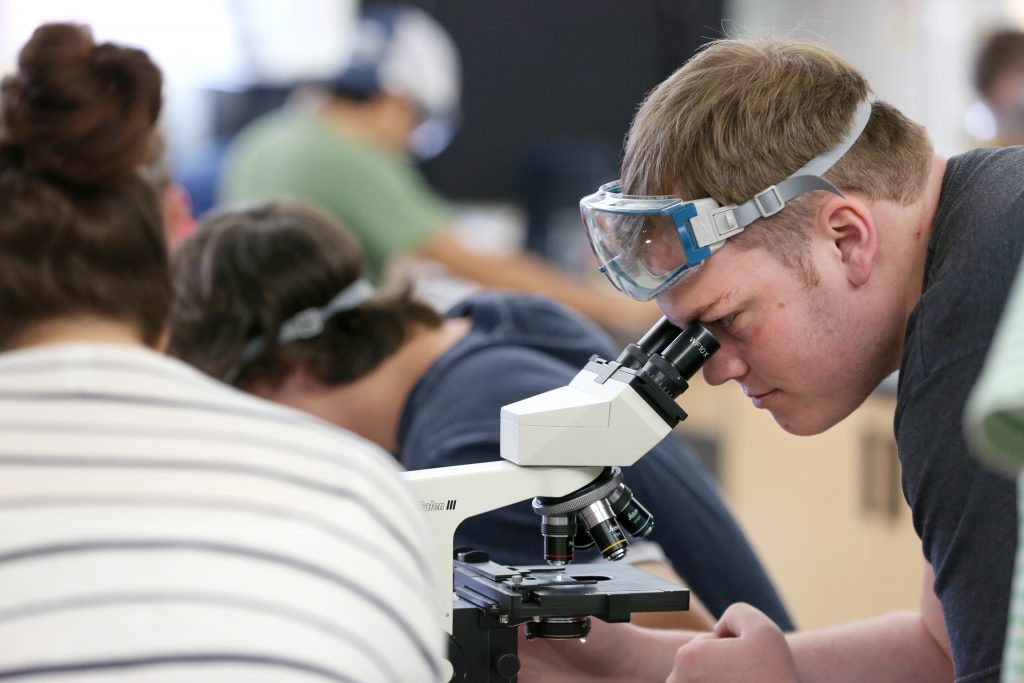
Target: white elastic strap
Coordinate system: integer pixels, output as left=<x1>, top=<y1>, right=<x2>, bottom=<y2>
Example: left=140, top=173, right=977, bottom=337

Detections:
left=227, top=278, right=376, bottom=382
left=791, top=96, right=874, bottom=178
left=729, top=96, right=874, bottom=232
left=278, top=279, right=376, bottom=345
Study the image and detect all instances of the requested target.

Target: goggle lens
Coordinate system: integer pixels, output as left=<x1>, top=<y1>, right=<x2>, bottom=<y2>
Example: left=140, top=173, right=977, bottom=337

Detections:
left=583, top=208, right=693, bottom=301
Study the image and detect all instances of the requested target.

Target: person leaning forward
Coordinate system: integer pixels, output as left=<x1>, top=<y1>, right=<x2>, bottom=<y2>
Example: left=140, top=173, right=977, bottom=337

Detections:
left=522, top=37, right=1023, bottom=683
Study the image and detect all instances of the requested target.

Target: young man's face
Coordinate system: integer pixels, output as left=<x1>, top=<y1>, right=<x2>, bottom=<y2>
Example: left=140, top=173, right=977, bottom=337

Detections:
left=656, top=238, right=895, bottom=436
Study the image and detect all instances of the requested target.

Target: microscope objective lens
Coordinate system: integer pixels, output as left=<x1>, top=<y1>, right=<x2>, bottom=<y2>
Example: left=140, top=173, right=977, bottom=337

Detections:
left=589, top=518, right=628, bottom=561
left=608, top=483, right=655, bottom=538
left=541, top=515, right=574, bottom=565
left=573, top=517, right=596, bottom=549
left=579, top=500, right=628, bottom=561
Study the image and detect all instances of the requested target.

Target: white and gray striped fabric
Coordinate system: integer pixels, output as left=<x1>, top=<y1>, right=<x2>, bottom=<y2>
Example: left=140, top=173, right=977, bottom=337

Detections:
left=0, top=343, right=444, bottom=683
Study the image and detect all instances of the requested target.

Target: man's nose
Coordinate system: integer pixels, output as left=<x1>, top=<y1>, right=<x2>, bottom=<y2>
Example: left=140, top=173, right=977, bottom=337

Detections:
left=701, top=343, right=748, bottom=386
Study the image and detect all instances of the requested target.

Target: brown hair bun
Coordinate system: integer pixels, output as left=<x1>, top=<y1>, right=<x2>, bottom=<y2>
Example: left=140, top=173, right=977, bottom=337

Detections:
left=0, top=23, right=162, bottom=185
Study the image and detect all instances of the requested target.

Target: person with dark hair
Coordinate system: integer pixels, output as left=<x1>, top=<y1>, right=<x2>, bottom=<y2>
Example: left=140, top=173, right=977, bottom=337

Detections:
left=975, top=29, right=1024, bottom=146
left=219, top=3, right=659, bottom=339
left=167, top=198, right=795, bottom=634
left=0, top=23, right=443, bottom=682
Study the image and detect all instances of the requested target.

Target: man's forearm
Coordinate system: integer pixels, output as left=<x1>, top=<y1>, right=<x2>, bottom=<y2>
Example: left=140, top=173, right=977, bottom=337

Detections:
left=520, top=622, right=697, bottom=682
left=789, top=611, right=953, bottom=683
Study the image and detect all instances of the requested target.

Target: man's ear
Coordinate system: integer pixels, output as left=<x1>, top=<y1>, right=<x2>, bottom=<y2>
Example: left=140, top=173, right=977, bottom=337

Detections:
left=816, top=195, right=877, bottom=287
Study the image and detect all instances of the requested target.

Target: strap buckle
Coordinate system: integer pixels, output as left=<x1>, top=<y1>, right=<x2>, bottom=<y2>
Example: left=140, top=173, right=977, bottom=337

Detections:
left=753, top=185, right=786, bottom=218
left=709, top=206, right=742, bottom=239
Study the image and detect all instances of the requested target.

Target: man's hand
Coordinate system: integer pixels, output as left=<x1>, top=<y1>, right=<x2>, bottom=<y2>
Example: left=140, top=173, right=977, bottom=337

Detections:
left=667, top=603, right=801, bottom=683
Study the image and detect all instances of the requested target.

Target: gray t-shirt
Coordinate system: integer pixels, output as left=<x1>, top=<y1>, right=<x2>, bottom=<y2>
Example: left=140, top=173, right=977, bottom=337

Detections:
left=896, top=147, right=1024, bottom=682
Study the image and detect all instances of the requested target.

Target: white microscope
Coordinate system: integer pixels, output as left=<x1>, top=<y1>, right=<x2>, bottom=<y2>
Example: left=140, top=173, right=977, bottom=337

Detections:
left=404, top=317, right=718, bottom=682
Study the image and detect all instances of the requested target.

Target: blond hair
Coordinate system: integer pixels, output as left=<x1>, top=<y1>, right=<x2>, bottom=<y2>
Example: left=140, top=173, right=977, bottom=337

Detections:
left=622, top=39, right=933, bottom=282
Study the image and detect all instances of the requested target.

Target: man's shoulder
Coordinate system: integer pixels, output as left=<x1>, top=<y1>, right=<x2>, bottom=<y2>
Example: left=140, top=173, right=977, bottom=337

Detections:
left=230, top=111, right=318, bottom=154
left=939, top=147, right=1024, bottom=224
left=946, top=145, right=1024, bottom=176
left=906, top=148, right=1024, bottom=376
left=425, top=337, right=571, bottom=410
left=227, top=112, right=368, bottom=177
left=231, top=110, right=395, bottom=163
left=400, top=315, right=582, bottom=467
left=927, top=154, right=1024, bottom=296
left=450, top=293, right=618, bottom=361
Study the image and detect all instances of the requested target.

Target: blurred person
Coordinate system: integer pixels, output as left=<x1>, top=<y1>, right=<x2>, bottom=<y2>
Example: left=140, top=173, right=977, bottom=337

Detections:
left=166, top=198, right=796, bottom=634
left=139, top=132, right=196, bottom=249
left=975, top=29, right=1024, bottom=146
left=519, top=36, right=1024, bottom=683
left=219, top=3, right=657, bottom=338
left=0, top=23, right=443, bottom=682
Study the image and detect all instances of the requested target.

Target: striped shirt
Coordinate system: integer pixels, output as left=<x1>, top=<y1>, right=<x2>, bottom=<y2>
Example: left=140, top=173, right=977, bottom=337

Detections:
left=0, top=343, right=444, bottom=683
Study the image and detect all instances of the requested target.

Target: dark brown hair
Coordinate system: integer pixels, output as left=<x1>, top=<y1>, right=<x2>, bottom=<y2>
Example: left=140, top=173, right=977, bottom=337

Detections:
left=166, top=199, right=443, bottom=388
left=0, top=23, right=168, bottom=349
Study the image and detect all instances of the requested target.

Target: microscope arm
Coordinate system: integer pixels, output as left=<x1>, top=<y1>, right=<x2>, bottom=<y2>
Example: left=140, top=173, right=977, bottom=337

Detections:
left=403, top=461, right=602, bottom=634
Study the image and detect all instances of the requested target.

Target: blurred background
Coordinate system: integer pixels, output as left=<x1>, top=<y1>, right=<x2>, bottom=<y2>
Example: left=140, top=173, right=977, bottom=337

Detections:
left=2, top=0, right=1020, bottom=631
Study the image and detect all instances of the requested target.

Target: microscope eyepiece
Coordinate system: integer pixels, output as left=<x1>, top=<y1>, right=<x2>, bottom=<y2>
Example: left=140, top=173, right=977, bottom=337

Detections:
left=637, top=322, right=719, bottom=405
left=661, top=323, right=720, bottom=381
left=615, top=316, right=683, bottom=370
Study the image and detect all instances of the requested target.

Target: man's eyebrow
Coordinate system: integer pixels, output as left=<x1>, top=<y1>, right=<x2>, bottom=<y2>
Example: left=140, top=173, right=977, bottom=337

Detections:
left=690, top=291, right=734, bottom=322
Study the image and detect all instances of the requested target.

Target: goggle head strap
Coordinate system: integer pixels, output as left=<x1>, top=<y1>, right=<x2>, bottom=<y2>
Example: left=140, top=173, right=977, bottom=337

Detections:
left=730, top=175, right=841, bottom=231
left=275, top=278, right=376, bottom=346
left=225, top=278, right=376, bottom=383
left=704, top=97, right=875, bottom=242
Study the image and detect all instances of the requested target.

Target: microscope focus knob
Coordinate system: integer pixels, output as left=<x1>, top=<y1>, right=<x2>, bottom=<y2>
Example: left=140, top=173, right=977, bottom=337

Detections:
left=494, top=653, right=521, bottom=680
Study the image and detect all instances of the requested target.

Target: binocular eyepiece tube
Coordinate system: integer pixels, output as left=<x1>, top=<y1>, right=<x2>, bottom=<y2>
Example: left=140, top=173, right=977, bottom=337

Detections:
left=628, top=317, right=719, bottom=373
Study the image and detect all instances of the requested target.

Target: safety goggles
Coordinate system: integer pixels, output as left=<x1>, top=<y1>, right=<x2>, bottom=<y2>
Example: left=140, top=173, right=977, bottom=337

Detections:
left=580, top=98, right=873, bottom=301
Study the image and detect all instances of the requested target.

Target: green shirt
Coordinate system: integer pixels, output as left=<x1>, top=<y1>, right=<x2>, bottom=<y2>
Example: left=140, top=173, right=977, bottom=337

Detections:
left=219, top=110, right=452, bottom=283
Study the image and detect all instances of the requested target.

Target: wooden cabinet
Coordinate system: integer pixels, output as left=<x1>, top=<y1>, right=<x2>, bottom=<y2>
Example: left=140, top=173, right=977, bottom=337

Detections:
left=676, top=378, right=923, bottom=629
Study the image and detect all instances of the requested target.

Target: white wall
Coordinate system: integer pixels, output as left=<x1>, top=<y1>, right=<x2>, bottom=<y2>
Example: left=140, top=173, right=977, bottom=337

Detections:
left=0, top=0, right=359, bottom=166
left=726, top=0, right=1014, bottom=154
